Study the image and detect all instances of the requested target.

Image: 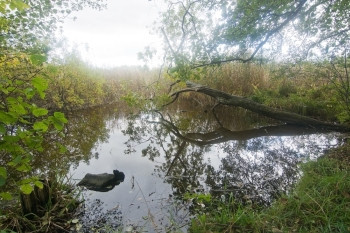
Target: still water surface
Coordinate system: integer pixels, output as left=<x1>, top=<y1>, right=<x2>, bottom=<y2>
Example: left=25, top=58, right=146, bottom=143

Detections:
left=63, top=105, right=340, bottom=232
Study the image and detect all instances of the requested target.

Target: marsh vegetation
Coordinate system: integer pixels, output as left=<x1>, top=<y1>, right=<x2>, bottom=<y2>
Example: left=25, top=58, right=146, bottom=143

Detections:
left=1, top=0, right=350, bottom=232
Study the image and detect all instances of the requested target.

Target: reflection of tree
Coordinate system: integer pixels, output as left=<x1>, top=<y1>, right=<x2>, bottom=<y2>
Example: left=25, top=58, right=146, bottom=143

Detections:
left=123, top=110, right=339, bottom=206
left=123, top=112, right=208, bottom=197
left=209, top=132, right=340, bottom=206
left=31, top=105, right=121, bottom=177
left=207, top=138, right=302, bottom=206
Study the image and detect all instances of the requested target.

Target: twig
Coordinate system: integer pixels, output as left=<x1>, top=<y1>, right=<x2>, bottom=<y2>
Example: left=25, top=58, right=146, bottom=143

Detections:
left=166, top=141, right=187, bottom=176
left=168, top=79, right=181, bottom=94
left=134, top=179, right=160, bottom=232
left=211, top=102, right=223, bottom=127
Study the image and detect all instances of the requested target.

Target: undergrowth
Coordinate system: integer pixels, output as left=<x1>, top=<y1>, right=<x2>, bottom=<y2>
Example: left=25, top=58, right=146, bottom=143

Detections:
left=168, top=62, right=348, bottom=123
left=0, top=175, right=82, bottom=233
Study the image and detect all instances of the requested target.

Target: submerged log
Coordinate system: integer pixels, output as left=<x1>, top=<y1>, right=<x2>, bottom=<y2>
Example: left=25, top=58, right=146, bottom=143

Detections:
left=77, top=169, right=125, bottom=192
left=169, top=82, right=350, bottom=132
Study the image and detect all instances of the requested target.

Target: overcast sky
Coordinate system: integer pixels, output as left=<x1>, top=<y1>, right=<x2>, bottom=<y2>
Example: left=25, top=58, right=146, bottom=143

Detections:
left=61, top=0, right=164, bottom=67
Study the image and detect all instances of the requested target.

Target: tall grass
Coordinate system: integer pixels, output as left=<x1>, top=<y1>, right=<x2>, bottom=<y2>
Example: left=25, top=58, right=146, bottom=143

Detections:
left=200, top=63, right=269, bottom=96
left=166, top=62, right=345, bottom=122
left=63, top=60, right=347, bottom=124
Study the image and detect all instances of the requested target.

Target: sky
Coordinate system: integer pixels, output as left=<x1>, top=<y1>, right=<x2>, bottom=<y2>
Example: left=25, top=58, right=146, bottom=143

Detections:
left=60, top=0, right=164, bottom=68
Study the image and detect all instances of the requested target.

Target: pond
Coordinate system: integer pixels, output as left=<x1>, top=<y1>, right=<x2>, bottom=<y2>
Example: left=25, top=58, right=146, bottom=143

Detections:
left=54, top=104, right=340, bottom=232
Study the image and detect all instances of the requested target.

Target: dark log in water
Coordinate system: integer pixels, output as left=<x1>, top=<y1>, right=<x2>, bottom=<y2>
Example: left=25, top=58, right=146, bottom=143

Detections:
left=168, top=82, right=350, bottom=132
left=77, top=169, right=125, bottom=192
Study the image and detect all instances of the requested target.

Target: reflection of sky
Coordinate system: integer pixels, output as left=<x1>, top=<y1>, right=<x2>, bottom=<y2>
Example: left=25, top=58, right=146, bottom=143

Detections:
left=205, top=134, right=339, bottom=168
left=69, top=113, right=340, bottom=231
left=70, top=119, right=189, bottom=232
left=202, top=133, right=339, bottom=202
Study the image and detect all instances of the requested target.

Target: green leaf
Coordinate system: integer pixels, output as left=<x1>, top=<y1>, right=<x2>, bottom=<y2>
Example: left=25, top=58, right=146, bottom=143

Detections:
left=49, top=112, right=68, bottom=131
left=31, top=76, right=48, bottom=99
left=16, top=163, right=31, bottom=172
left=33, top=121, right=48, bottom=132
left=58, top=143, right=67, bottom=153
left=9, top=0, right=29, bottom=11
left=51, top=118, right=64, bottom=131
left=0, top=2, right=7, bottom=13
left=54, top=112, right=68, bottom=123
left=12, top=104, right=26, bottom=115
left=32, top=76, right=48, bottom=91
left=20, top=184, right=34, bottom=194
left=32, top=108, right=48, bottom=117
left=8, top=155, right=22, bottom=167
left=25, top=88, right=35, bottom=99
left=3, top=135, right=20, bottom=143
left=30, top=54, right=47, bottom=65
left=19, top=177, right=34, bottom=185
left=0, top=167, right=7, bottom=179
left=0, top=111, right=17, bottom=124
left=7, top=97, right=27, bottom=115
left=34, top=180, right=43, bottom=189
left=0, top=177, right=5, bottom=187
left=0, top=124, right=6, bottom=135
left=0, top=192, right=13, bottom=201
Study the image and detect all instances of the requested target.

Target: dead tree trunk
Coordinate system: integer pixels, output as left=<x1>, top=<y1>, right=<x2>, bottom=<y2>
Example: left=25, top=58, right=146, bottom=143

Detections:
left=169, top=82, right=350, bottom=132
left=20, top=179, right=53, bottom=218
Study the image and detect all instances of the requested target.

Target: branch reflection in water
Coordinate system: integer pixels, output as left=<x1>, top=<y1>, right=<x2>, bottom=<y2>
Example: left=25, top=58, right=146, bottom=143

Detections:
left=47, top=104, right=340, bottom=232
left=123, top=109, right=340, bottom=206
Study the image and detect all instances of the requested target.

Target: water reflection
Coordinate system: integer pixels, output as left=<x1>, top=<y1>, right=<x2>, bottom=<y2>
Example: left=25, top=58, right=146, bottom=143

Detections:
left=39, top=105, right=340, bottom=232
left=123, top=110, right=340, bottom=207
left=206, top=134, right=335, bottom=206
left=65, top=107, right=191, bottom=232
left=32, top=105, right=119, bottom=178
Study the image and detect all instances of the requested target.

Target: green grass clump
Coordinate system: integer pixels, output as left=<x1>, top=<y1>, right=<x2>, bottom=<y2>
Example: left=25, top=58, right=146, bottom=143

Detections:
left=260, top=158, right=350, bottom=233
left=189, top=149, right=350, bottom=233
left=189, top=193, right=259, bottom=233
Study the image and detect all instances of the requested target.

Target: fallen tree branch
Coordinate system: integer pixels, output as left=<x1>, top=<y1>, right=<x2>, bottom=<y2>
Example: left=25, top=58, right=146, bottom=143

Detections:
left=168, top=82, right=350, bottom=132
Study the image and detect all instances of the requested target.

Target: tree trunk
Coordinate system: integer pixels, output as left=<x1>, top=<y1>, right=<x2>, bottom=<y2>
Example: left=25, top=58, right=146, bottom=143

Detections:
left=169, top=82, right=350, bottom=132
left=20, top=179, right=52, bottom=218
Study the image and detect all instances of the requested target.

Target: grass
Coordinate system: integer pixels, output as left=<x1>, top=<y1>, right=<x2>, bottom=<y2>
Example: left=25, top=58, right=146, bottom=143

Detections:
left=260, top=157, right=350, bottom=233
left=189, top=143, right=350, bottom=233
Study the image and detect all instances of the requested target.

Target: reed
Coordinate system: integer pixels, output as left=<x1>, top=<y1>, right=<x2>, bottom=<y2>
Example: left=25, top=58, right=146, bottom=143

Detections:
left=201, top=63, right=269, bottom=96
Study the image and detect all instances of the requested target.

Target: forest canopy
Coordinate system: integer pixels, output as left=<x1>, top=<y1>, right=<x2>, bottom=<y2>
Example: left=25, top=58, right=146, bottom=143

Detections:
left=157, top=0, right=349, bottom=68
left=0, top=0, right=106, bottom=53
